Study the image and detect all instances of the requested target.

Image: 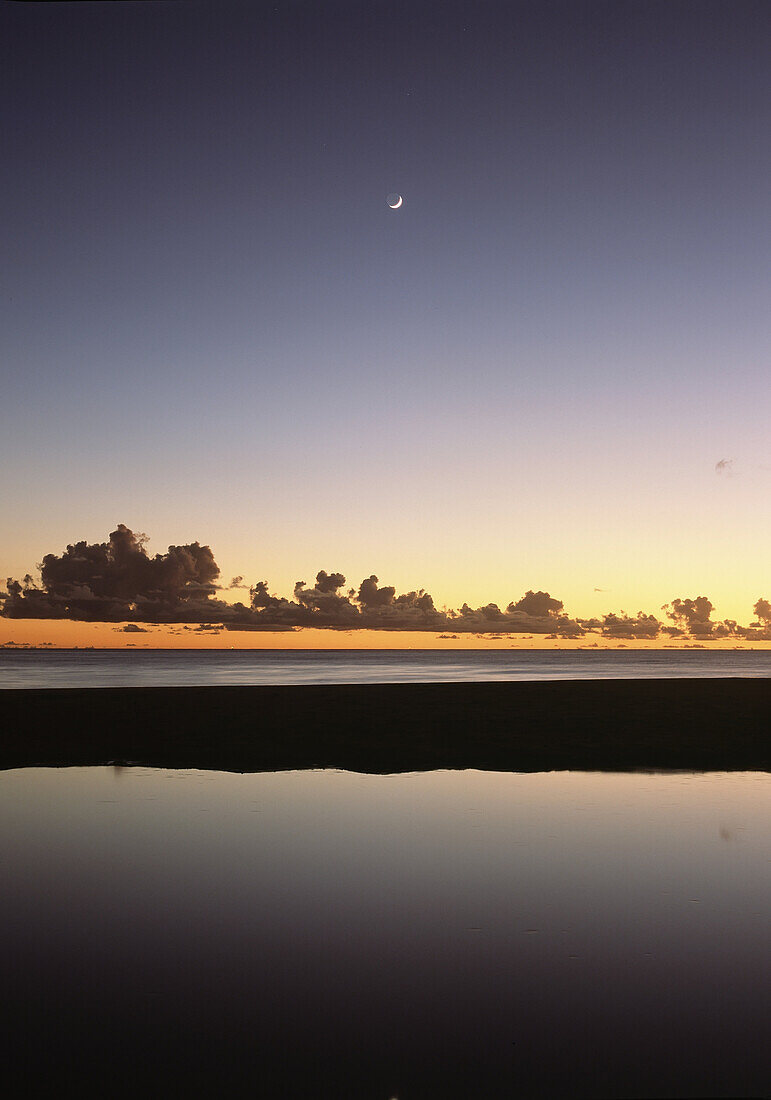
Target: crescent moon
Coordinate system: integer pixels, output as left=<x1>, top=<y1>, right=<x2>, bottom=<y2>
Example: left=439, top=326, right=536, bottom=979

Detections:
left=388, top=195, right=403, bottom=209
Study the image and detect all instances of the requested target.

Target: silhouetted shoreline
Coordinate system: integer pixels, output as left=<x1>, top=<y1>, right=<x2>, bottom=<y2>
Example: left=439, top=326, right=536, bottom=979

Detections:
left=2, top=678, right=769, bottom=773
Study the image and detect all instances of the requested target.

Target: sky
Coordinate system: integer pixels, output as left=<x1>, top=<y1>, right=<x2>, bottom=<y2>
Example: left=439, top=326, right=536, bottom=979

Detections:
left=1, top=1, right=769, bottom=646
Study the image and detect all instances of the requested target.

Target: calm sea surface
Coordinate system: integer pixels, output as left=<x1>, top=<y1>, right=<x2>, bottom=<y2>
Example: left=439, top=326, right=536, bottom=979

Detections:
left=2, top=647, right=771, bottom=688
left=1, top=766, right=768, bottom=1096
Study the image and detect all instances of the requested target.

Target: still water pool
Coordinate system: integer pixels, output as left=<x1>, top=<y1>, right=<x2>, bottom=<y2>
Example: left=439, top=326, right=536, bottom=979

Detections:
left=1, top=767, right=768, bottom=1097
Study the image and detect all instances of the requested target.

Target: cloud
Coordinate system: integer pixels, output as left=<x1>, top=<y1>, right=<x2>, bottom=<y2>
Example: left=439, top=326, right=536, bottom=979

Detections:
left=737, top=597, right=771, bottom=641
left=579, top=611, right=661, bottom=640
left=659, top=596, right=765, bottom=640
left=2, top=525, right=769, bottom=642
left=115, top=624, right=148, bottom=633
left=662, top=596, right=717, bottom=638
left=451, top=590, right=582, bottom=637
left=1, top=525, right=239, bottom=624
left=752, top=598, right=771, bottom=626
left=508, top=590, right=563, bottom=618
left=2, top=529, right=576, bottom=634
left=292, top=571, right=360, bottom=626
left=357, top=575, right=396, bottom=609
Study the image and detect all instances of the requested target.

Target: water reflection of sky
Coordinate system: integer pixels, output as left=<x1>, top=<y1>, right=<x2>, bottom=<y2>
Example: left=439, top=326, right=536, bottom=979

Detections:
left=1, top=767, right=769, bottom=1096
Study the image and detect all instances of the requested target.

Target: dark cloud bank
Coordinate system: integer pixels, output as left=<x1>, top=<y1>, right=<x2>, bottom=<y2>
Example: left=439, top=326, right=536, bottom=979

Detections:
left=2, top=525, right=770, bottom=641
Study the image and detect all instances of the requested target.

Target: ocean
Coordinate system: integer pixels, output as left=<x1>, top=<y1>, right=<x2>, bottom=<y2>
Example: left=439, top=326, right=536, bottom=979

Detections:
left=1, top=646, right=770, bottom=689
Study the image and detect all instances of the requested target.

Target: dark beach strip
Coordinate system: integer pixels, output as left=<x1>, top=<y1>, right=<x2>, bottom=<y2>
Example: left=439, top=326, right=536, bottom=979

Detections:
left=2, top=678, right=770, bottom=773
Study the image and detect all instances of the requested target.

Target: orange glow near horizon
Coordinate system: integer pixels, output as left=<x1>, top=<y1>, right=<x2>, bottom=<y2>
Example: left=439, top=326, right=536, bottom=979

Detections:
left=2, top=619, right=770, bottom=651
